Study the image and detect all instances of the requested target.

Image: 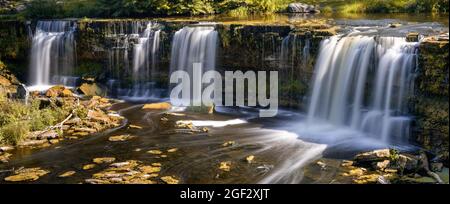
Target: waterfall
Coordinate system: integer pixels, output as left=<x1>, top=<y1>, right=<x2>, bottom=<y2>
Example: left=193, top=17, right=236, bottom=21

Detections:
left=307, top=35, right=418, bottom=143
left=29, top=21, right=77, bottom=89
left=128, top=22, right=161, bottom=99
left=104, top=21, right=162, bottom=100
left=169, top=24, right=218, bottom=104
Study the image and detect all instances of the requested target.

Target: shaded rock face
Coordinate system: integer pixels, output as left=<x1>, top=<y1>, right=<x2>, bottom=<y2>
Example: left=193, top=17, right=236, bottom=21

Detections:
left=288, top=3, right=319, bottom=13
left=414, top=38, right=449, bottom=166
left=0, top=60, right=24, bottom=98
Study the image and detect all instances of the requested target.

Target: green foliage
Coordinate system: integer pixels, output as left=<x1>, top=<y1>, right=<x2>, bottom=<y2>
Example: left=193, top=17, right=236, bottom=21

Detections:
left=24, top=0, right=64, bottom=19
left=74, top=61, right=104, bottom=78
left=0, top=121, right=29, bottom=145
left=14, top=0, right=450, bottom=19
left=0, top=93, right=69, bottom=145
left=339, top=0, right=449, bottom=13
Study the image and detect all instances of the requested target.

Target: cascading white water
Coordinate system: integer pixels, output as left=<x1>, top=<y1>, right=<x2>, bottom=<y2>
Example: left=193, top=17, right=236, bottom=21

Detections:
left=105, top=21, right=163, bottom=100
left=128, top=22, right=161, bottom=99
left=307, top=35, right=418, bottom=143
left=29, top=21, right=76, bottom=89
left=169, top=24, right=218, bottom=104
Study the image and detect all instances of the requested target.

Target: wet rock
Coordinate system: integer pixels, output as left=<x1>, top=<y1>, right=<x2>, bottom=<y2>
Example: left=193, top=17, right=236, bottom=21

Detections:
left=85, top=179, right=111, bottom=184
left=161, top=176, right=179, bottom=184
left=431, top=163, right=444, bottom=172
left=222, top=141, right=236, bottom=147
left=377, top=176, right=391, bottom=184
left=246, top=155, right=255, bottom=164
left=83, top=164, right=96, bottom=170
left=348, top=168, right=365, bottom=177
left=108, top=135, right=136, bottom=142
left=110, top=161, right=138, bottom=169
left=86, top=160, right=159, bottom=184
left=397, top=154, right=418, bottom=173
left=49, top=139, right=60, bottom=144
left=147, top=150, right=163, bottom=155
left=142, top=102, right=172, bottom=110
left=73, top=127, right=97, bottom=133
left=0, top=152, right=12, bottom=163
left=353, top=174, right=380, bottom=184
left=288, top=3, right=319, bottom=13
left=256, top=164, right=274, bottom=174
left=139, top=166, right=161, bottom=174
left=354, top=149, right=391, bottom=163
left=341, top=160, right=354, bottom=167
left=167, top=148, right=178, bottom=153
left=58, top=171, right=76, bottom=178
left=71, top=132, right=90, bottom=137
left=28, top=130, right=60, bottom=140
left=45, top=86, right=73, bottom=98
left=4, top=167, right=50, bottom=182
left=129, top=125, right=143, bottom=129
left=374, top=160, right=390, bottom=171
left=78, top=83, right=105, bottom=96
left=0, top=145, right=14, bottom=152
left=87, top=110, right=111, bottom=124
left=316, top=161, right=327, bottom=170
left=407, top=32, right=419, bottom=42
left=219, top=161, right=232, bottom=172
left=389, top=23, right=402, bottom=28
left=93, top=157, right=116, bottom=164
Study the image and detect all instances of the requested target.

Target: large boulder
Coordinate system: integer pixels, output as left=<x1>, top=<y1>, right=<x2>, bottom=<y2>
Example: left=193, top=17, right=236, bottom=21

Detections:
left=354, top=149, right=391, bottom=163
left=45, top=85, right=73, bottom=98
left=288, top=3, right=319, bottom=13
left=78, top=83, right=105, bottom=96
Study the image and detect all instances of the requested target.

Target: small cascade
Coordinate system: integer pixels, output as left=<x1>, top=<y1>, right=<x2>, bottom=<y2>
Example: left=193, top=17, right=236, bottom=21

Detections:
left=104, top=21, right=162, bottom=101
left=307, top=35, right=418, bottom=143
left=28, top=21, right=77, bottom=89
left=128, top=22, right=161, bottom=99
left=169, top=24, right=218, bottom=104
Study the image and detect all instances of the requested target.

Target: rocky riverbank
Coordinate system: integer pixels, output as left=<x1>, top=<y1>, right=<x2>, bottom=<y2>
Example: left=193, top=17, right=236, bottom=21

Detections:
left=1, top=66, right=124, bottom=166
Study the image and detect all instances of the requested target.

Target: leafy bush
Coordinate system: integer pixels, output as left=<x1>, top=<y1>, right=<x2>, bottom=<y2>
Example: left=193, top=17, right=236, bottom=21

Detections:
left=24, top=0, right=64, bottom=19
left=0, top=92, right=69, bottom=145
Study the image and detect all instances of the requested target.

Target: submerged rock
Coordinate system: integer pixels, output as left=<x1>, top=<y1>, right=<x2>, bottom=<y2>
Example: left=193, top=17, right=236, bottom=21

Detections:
left=58, top=171, right=76, bottom=178
left=108, top=135, right=136, bottom=142
left=219, top=161, right=232, bottom=172
left=78, top=83, right=105, bottom=96
left=129, top=124, right=143, bottom=129
left=147, top=150, right=163, bottom=155
left=161, top=176, right=179, bottom=184
left=45, top=85, right=73, bottom=98
left=354, top=149, right=391, bottom=163
left=93, top=157, right=116, bottom=164
left=83, top=164, right=97, bottom=170
left=167, top=148, right=178, bottom=153
left=142, top=102, right=172, bottom=110
left=246, top=155, right=255, bottom=164
left=222, top=141, right=236, bottom=147
left=0, top=152, right=12, bottom=163
left=4, top=167, right=50, bottom=182
left=85, top=160, right=161, bottom=184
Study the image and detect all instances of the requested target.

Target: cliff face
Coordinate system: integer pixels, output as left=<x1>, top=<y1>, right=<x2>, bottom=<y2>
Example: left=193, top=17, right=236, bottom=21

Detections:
left=414, top=39, right=449, bottom=165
